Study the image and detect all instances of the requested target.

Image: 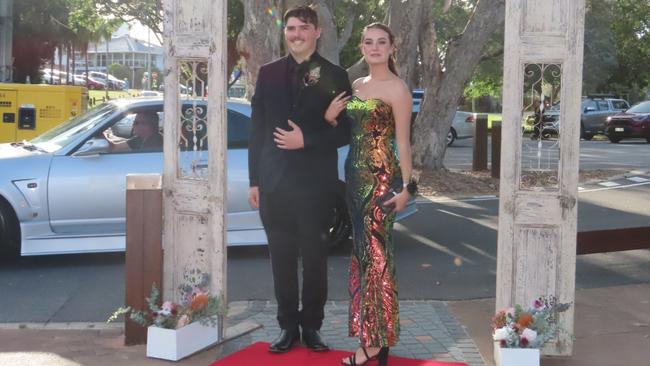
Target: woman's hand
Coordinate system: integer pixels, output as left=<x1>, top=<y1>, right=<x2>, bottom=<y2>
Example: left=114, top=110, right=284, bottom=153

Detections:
left=383, top=189, right=410, bottom=213
left=324, top=91, right=350, bottom=127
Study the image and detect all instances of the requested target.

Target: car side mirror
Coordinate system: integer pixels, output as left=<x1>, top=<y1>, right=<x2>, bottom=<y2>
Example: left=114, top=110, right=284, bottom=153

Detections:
left=73, top=138, right=110, bottom=156
left=584, top=107, right=596, bottom=113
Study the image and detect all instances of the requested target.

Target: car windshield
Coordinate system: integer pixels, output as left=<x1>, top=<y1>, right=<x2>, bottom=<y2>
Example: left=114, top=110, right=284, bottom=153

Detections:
left=627, top=101, right=650, bottom=114
left=31, top=104, right=116, bottom=152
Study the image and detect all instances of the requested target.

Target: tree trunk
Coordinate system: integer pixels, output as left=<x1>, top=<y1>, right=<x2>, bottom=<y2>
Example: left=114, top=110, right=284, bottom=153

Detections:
left=58, top=45, right=63, bottom=84
left=85, top=50, right=89, bottom=89
left=71, top=42, right=76, bottom=84
left=387, top=0, right=424, bottom=89
left=66, top=42, right=70, bottom=84
left=412, top=0, right=506, bottom=169
left=314, top=1, right=337, bottom=64
left=236, top=0, right=282, bottom=98
left=346, top=57, right=368, bottom=83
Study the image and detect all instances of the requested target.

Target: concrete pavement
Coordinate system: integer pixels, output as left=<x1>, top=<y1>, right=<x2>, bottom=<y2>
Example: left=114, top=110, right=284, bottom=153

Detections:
left=1, top=282, right=649, bottom=366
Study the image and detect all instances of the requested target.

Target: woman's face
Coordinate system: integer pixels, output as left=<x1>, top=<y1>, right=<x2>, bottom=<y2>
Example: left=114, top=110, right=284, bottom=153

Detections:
left=361, top=27, right=393, bottom=67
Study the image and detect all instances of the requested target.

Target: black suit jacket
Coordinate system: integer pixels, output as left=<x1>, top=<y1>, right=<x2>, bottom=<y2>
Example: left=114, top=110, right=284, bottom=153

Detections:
left=248, top=52, right=352, bottom=194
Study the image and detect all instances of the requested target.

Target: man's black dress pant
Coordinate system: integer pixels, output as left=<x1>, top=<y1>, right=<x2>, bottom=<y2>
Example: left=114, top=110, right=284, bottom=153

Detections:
left=259, top=177, right=335, bottom=331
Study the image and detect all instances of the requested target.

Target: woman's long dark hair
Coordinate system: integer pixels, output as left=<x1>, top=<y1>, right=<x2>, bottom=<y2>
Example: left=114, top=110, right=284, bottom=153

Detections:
left=362, top=22, right=398, bottom=76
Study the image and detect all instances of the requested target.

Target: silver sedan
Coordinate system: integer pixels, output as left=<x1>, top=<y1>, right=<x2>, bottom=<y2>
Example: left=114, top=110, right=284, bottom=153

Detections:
left=0, top=97, right=415, bottom=256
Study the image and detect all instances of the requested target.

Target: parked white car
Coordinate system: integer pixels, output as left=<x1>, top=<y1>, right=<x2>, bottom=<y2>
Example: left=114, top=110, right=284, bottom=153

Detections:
left=412, top=89, right=476, bottom=146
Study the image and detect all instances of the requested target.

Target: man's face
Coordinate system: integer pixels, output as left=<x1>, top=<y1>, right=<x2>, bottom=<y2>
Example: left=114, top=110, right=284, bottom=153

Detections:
left=284, top=17, right=320, bottom=59
left=133, top=115, right=154, bottom=137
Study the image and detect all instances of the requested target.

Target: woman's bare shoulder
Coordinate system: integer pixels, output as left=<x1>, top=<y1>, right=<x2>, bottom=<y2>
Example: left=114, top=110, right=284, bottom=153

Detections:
left=351, top=77, right=366, bottom=88
left=385, top=77, right=412, bottom=104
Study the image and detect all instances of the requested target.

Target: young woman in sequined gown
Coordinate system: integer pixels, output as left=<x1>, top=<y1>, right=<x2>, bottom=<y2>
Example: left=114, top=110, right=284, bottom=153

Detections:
left=324, top=23, right=414, bottom=366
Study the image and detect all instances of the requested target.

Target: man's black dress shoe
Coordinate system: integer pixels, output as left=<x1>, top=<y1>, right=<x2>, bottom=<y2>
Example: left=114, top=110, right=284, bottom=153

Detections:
left=302, top=329, right=330, bottom=352
left=268, top=328, right=300, bottom=353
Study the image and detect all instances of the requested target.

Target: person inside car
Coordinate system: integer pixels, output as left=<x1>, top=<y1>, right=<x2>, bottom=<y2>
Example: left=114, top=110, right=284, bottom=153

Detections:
left=103, top=111, right=163, bottom=152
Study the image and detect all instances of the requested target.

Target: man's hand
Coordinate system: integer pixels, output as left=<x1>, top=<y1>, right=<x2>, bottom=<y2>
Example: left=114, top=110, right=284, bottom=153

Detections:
left=274, top=120, right=304, bottom=150
left=248, top=186, right=260, bottom=209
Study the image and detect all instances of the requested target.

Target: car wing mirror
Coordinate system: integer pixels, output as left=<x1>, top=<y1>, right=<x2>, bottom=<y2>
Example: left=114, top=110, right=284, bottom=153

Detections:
left=584, top=107, right=596, bottom=113
left=73, top=138, right=110, bottom=156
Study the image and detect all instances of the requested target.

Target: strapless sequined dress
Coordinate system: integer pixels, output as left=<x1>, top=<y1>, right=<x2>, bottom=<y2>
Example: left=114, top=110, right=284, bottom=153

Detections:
left=344, top=96, right=401, bottom=347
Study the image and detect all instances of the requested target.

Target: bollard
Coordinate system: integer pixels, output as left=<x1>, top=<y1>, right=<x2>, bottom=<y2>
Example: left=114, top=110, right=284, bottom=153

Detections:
left=124, top=174, right=163, bottom=346
left=472, top=113, right=488, bottom=171
left=491, top=120, right=502, bottom=178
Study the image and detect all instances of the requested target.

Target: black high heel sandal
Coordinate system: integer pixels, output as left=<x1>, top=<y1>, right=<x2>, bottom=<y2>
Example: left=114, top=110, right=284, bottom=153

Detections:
left=376, top=347, right=389, bottom=366
left=341, top=347, right=389, bottom=366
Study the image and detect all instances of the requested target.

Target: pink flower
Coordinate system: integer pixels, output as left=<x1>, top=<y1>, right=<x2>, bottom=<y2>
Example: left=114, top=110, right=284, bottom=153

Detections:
left=533, top=299, right=545, bottom=309
left=192, top=286, right=207, bottom=297
left=522, top=328, right=537, bottom=341
left=160, top=301, right=174, bottom=316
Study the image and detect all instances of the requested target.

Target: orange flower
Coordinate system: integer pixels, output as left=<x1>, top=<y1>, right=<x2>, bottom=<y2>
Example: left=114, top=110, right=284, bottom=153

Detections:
left=517, top=313, right=534, bottom=328
left=191, top=294, right=209, bottom=311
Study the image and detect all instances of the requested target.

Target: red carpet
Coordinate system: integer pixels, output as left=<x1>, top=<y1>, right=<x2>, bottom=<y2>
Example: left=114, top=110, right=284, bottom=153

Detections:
left=211, top=342, right=468, bottom=366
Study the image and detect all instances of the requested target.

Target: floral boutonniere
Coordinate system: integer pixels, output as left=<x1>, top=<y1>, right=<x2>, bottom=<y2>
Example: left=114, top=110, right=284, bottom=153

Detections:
left=303, top=64, right=321, bottom=87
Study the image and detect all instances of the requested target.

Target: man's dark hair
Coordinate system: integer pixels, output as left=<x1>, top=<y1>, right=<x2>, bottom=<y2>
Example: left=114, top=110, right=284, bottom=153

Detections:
left=283, top=5, right=319, bottom=28
left=137, top=111, right=159, bottom=129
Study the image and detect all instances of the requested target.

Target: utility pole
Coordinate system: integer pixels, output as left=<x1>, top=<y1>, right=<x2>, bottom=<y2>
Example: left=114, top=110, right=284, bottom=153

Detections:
left=146, top=28, right=151, bottom=90
left=0, top=0, right=13, bottom=82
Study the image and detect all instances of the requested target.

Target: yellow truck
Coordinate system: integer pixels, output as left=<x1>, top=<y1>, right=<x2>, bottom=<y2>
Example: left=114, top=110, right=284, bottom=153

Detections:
left=0, top=83, right=88, bottom=143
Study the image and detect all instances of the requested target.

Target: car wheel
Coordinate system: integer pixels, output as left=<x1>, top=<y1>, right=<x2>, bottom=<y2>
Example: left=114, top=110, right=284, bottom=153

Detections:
left=608, top=136, right=621, bottom=143
left=447, top=128, right=457, bottom=146
left=580, top=123, right=593, bottom=140
left=327, top=182, right=351, bottom=250
left=0, top=198, right=20, bottom=258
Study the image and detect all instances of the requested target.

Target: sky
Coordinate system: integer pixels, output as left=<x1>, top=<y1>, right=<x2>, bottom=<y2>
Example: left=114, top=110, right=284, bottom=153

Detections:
left=115, top=21, right=161, bottom=46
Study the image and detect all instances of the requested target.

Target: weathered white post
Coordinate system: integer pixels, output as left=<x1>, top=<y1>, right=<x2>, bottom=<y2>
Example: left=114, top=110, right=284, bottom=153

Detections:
left=497, top=0, right=585, bottom=356
left=0, top=0, right=13, bottom=82
left=162, top=0, right=228, bottom=340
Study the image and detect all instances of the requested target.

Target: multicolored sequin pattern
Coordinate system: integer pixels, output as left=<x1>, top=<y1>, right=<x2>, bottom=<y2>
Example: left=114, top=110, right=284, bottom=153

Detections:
left=345, top=96, right=400, bottom=347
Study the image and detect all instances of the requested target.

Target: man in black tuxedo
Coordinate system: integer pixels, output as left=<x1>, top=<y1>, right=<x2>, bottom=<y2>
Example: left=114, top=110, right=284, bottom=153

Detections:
left=248, top=5, right=351, bottom=354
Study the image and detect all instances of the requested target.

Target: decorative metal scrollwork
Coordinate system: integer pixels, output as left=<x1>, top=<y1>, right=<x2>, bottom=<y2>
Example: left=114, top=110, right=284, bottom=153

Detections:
left=178, top=59, right=209, bottom=180
left=520, top=63, right=562, bottom=191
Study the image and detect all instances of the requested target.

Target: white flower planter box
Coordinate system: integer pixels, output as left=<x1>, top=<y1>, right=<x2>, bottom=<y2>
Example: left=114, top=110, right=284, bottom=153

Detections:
left=494, top=344, right=540, bottom=366
left=146, top=320, right=220, bottom=361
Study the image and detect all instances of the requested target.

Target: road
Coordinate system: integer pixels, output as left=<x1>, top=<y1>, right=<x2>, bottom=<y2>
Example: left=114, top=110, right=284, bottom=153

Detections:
left=1, top=178, right=649, bottom=323
left=444, top=137, right=650, bottom=171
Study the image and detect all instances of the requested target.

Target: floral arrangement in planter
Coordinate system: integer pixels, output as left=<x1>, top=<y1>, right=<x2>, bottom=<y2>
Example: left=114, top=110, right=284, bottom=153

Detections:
left=108, top=270, right=226, bottom=361
left=491, top=295, right=571, bottom=349
left=108, top=270, right=225, bottom=329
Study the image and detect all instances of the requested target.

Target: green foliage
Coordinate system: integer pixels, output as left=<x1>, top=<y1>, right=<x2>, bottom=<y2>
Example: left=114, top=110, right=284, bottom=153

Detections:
left=336, top=0, right=387, bottom=68
left=11, top=0, right=122, bottom=82
left=583, top=0, right=619, bottom=94
left=464, top=77, right=502, bottom=99
left=107, top=274, right=225, bottom=330
left=108, top=63, right=131, bottom=81
left=607, top=0, right=650, bottom=100
left=465, top=0, right=650, bottom=103
left=12, top=0, right=69, bottom=82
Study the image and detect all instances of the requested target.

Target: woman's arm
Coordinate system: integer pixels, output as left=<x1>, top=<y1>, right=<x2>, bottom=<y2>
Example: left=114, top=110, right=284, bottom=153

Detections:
left=386, top=80, right=413, bottom=212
